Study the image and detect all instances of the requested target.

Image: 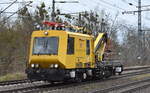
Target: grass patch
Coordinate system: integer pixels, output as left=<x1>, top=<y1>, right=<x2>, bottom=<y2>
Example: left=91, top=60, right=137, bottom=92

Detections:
left=0, top=73, right=26, bottom=82
left=131, top=73, right=150, bottom=80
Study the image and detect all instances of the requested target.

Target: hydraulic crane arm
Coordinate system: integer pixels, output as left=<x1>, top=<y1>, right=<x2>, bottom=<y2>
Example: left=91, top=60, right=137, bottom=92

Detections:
left=94, top=33, right=108, bottom=62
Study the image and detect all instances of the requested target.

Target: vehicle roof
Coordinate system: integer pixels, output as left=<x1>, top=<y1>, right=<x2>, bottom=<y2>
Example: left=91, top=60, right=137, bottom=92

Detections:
left=32, top=30, right=94, bottom=38
left=66, top=31, right=93, bottom=38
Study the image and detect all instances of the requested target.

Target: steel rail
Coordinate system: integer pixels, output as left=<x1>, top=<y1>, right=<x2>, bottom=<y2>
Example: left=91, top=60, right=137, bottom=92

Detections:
left=0, top=66, right=148, bottom=86
left=0, top=79, right=30, bottom=86
left=92, top=78, right=150, bottom=93
left=121, top=83, right=150, bottom=93
left=1, top=68, right=150, bottom=93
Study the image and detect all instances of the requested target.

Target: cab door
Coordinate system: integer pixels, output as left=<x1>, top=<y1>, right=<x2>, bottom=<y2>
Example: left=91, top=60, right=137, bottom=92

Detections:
left=66, top=36, right=76, bottom=68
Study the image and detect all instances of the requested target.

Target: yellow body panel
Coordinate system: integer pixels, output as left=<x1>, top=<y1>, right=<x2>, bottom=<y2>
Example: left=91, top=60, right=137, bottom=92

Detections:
left=28, top=30, right=95, bottom=69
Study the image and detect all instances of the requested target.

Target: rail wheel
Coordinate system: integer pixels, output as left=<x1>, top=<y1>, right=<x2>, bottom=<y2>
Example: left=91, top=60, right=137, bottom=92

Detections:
left=82, top=73, right=87, bottom=81
left=74, top=75, right=82, bottom=83
left=118, top=72, right=122, bottom=75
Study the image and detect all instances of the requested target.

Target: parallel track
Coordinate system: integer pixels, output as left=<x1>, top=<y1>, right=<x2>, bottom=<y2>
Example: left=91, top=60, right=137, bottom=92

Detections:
left=0, top=67, right=150, bottom=93
left=92, top=77, right=150, bottom=93
left=121, top=82, right=150, bottom=93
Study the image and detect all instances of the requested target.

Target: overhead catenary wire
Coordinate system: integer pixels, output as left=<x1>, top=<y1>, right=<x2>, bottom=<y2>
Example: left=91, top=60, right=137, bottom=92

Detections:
left=90, top=0, right=118, bottom=11
left=123, top=1, right=137, bottom=8
left=121, top=0, right=150, bottom=25
left=0, top=1, right=31, bottom=4
left=0, top=0, right=17, bottom=15
left=53, top=0, right=126, bottom=17
left=133, top=0, right=138, bottom=3
left=99, top=0, right=126, bottom=11
left=2, top=1, right=33, bottom=24
left=0, top=11, right=16, bottom=14
left=122, top=0, right=150, bottom=8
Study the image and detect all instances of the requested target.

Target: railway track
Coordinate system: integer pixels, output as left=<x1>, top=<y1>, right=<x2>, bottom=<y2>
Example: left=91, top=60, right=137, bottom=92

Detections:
left=0, top=79, right=30, bottom=86
left=121, top=81, right=150, bottom=93
left=92, top=77, right=150, bottom=93
left=0, top=66, right=148, bottom=86
left=0, top=66, right=150, bottom=93
left=124, top=65, right=150, bottom=71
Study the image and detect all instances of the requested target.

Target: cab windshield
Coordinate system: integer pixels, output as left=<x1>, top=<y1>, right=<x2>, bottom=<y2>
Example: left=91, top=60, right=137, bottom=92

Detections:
left=33, top=37, right=59, bottom=55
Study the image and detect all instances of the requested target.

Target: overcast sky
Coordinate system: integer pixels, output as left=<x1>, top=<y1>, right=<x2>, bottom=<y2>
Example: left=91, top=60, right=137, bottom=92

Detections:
left=1, top=0, right=150, bottom=27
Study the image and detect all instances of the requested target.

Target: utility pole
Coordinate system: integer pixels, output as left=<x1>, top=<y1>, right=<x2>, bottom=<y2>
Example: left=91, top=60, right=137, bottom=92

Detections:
left=138, top=0, right=142, bottom=62
left=138, top=0, right=142, bottom=38
left=122, top=1, right=150, bottom=63
left=51, top=0, right=78, bottom=22
left=101, top=18, right=105, bottom=32
left=78, top=13, right=81, bottom=26
left=51, top=0, right=55, bottom=22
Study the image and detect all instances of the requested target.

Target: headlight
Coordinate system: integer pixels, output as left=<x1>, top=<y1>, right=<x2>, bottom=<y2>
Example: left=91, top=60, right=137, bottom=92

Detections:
left=50, top=64, right=59, bottom=68
left=44, top=31, right=48, bottom=35
left=50, top=64, right=54, bottom=68
left=54, top=64, right=58, bottom=68
left=31, top=64, right=35, bottom=68
left=35, top=64, right=39, bottom=68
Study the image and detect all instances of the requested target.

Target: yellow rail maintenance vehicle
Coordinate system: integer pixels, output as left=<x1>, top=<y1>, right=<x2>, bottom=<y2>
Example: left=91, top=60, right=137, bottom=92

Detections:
left=26, top=22, right=123, bottom=82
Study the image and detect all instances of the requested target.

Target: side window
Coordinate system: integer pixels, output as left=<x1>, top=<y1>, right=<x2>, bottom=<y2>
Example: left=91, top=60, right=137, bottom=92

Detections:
left=67, top=37, right=74, bottom=54
left=86, top=40, right=90, bottom=55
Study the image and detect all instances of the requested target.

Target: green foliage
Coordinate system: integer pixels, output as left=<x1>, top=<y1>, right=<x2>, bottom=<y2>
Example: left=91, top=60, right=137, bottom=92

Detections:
left=0, top=30, right=27, bottom=75
left=0, top=73, right=26, bottom=82
left=63, top=11, right=109, bottom=35
left=0, top=2, right=52, bottom=77
left=35, top=2, right=49, bottom=27
left=65, top=14, right=72, bottom=19
left=18, top=2, right=50, bottom=31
